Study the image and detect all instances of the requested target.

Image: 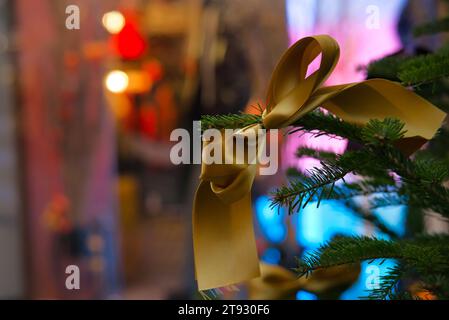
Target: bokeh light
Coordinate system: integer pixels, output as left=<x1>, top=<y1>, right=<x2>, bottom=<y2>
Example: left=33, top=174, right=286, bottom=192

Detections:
left=105, top=70, right=129, bottom=93
left=102, top=11, right=126, bottom=34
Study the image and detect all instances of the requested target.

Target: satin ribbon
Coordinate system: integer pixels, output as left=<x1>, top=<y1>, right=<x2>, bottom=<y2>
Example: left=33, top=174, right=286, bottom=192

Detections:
left=193, top=35, right=446, bottom=290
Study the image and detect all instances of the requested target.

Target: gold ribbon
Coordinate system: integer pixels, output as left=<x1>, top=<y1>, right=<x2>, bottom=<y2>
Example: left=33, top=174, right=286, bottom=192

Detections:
left=247, top=263, right=361, bottom=300
left=193, top=35, right=446, bottom=290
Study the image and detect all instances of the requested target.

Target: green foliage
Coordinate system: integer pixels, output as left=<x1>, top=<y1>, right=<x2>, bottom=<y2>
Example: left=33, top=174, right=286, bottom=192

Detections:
left=200, top=109, right=364, bottom=142
left=366, top=46, right=449, bottom=87
left=271, top=158, right=350, bottom=214
left=201, top=112, right=262, bottom=131
left=398, top=51, right=449, bottom=86
left=361, top=118, right=406, bottom=144
left=296, top=147, right=338, bottom=162
left=296, top=237, right=388, bottom=276
left=421, top=274, right=449, bottom=299
left=423, top=128, right=449, bottom=159
left=289, top=110, right=364, bottom=142
left=414, top=17, right=449, bottom=36
left=367, top=55, right=409, bottom=81
left=296, top=236, right=449, bottom=299
left=271, top=117, right=440, bottom=216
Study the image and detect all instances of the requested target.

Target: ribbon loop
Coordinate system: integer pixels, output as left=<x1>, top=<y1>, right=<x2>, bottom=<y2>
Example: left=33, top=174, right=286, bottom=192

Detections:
left=264, top=35, right=340, bottom=128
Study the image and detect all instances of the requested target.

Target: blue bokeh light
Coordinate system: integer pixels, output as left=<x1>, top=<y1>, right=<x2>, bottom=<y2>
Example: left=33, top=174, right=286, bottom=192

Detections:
left=255, top=195, right=287, bottom=243
left=296, top=290, right=318, bottom=300
left=295, top=200, right=366, bottom=249
left=295, top=199, right=406, bottom=299
left=373, top=203, right=407, bottom=238
left=340, top=260, right=398, bottom=300
left=261, top=247, right=282, bottom=265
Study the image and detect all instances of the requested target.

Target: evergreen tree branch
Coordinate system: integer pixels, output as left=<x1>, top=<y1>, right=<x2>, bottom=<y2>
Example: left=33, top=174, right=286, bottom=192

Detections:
left=367, top=55, right=409, bottom=81
left=296, top=147, right=338, bottom=162
left=296, top=237, right=403, bottom=276
left=272, top=118, right=407, bottom=215
left=372, top=145, right=449, bottom=218
left=289, top=110, right=364, bottom=142
left=201, top=113, right=262, bottom=130
left=398, top=51, right=449, bottom=86
left=296, top=236, right=449, bottom=278
left=366, top=45, right=449, bottom=89
left=270, top=157, right=353, bottom=214
left=421, top=274, right=449, bottom=299
left=200, top=109, right=364, bottom=142
left=414, top=17, right=449, bottom=37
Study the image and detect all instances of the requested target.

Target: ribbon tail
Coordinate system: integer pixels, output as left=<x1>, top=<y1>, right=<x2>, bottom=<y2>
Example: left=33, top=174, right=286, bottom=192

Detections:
left=193, top=180, right=260, bottom=290
left=248, top=263, right=308, bottom=300
left=317, top=79, right=446, bottom=142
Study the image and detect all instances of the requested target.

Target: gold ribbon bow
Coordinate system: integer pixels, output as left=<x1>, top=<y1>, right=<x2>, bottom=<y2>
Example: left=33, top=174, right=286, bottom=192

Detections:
left=193, top=35, right=446, bottom=290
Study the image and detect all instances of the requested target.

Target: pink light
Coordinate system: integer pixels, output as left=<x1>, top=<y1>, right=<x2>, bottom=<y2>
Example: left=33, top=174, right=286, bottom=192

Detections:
left=284, top=0, right=406, bottom=172
left=306, top=53, right=322, bottom=78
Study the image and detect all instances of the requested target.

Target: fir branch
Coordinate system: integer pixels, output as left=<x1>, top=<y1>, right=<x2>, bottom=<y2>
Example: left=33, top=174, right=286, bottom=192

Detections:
left=398, top=51, right=449, bottom=86
left=285, top=167, right=307, bottom=179
left=372, top=145, right=449, bottom=218
left=414, top=79, right=449, bottom=114
left=289, top=110, right=363, bottom=142
left=368, top=193, right=407, bottom=209
left=296, top=236, right=449, bottom=278
left=272, top=147, right=395, bottom=214
left=413, top=156, right=449, bottom=184
left=329, top=182, right=398, bottom=201
left=414, top=17, right=449, bottom=37
left=200, top=110, right=364, bottom=142
left=411, top=234, right=449, bottom=247
left=361, top=118, right=406, bottom=145
left=271, top=158, right=352, bottom=214
left=366, top=45, right=449, bottom=88
left=276, top=118, right=449, bottom=218
left=366, top=55, right=409, bottom=81
left=200, top=113, right=262, bottom=131
left=424, top=127, right=449, bottom=159
left=296, top=237, right=404, bottom=277
left=421, top=274, right=449, bottom=299
left=296, top=147, right=338, bottom=162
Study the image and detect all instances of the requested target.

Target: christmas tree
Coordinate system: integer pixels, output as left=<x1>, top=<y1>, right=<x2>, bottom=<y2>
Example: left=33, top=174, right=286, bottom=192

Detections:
left=199, top=13, right=449, bottom=300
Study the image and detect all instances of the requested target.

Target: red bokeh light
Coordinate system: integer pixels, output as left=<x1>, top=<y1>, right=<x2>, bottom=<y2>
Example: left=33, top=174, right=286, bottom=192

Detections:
left=111, top=18, right=147, bottom=60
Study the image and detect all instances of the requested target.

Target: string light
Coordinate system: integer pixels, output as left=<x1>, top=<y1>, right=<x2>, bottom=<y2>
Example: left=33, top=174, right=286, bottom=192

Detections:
left=105, top=70, right=129, bottom=93
left=102, top=11, right=125, bottom=34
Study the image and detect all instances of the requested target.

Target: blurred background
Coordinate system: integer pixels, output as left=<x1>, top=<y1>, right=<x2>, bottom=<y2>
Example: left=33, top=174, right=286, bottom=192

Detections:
left=0, top=0, right=448, bottom=299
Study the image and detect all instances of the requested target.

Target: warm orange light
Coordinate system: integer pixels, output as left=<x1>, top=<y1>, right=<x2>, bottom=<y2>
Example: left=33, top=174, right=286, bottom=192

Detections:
left=125, top=70, right=152, bottom=94
left=102, top=11, right=126, bottom=34
left=105, top=70, right=129, bottom=93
